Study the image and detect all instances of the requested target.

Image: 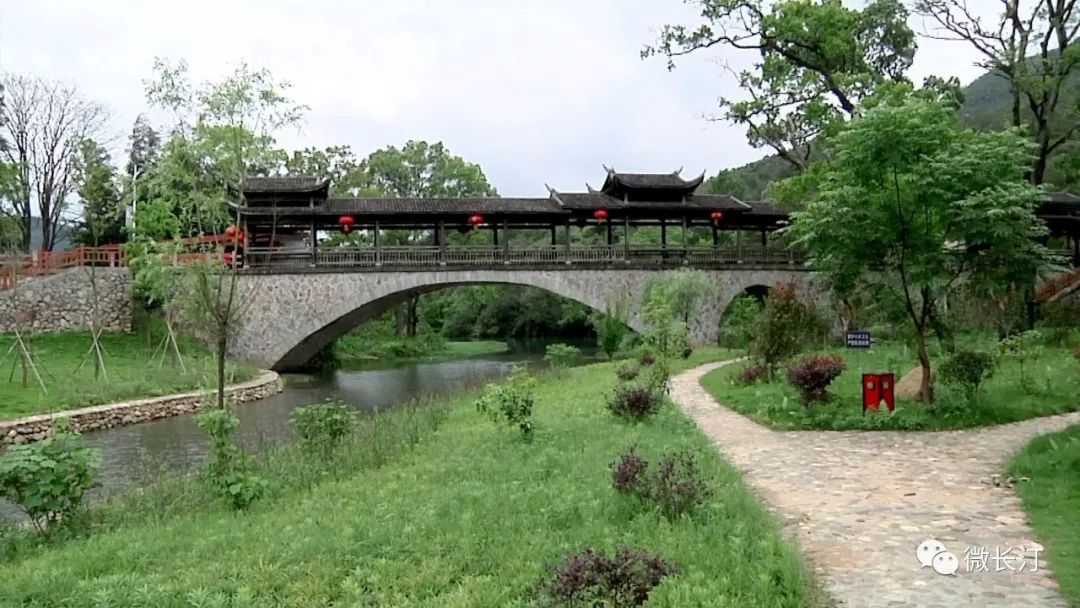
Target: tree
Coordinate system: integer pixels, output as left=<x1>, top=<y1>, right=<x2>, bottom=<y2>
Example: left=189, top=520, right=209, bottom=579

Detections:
left=0, top=74, right=108, bottom=251
left=644, top=0, right=915, bottom=170
left=285, top=146, right=368, bottom=196
left=359, top=140, right=497, bottom=337
left=74, top=138, right=123, bottom=245
left=787, top=95, right=1058, bottom=404
left=644, top=269, right=712, bottom=326
left=592, top=299, right=630, bottom=359
left=915, top=0, right=1079, bottom=184
left=143, top=58, right=306, bottom=408
left=124, top=114, right=161, bottom=232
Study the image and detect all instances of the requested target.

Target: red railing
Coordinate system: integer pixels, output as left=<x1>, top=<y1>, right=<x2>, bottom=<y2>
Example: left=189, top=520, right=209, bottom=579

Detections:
left=1, top=245, right=127, bottom=289
left=0, top=234, right=240, bottom=290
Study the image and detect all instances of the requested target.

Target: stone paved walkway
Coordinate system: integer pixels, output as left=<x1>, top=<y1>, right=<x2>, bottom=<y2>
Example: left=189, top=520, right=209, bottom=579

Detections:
left=672, top=361, right=1080, bottom=608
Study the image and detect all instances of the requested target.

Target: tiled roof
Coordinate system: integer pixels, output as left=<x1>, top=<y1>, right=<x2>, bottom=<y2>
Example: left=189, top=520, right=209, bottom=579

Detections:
left=602, top=171, right=705, bottom=191
left=243, top=176, right=330, bottom=194
left=239, top=197, right=566, bottom=216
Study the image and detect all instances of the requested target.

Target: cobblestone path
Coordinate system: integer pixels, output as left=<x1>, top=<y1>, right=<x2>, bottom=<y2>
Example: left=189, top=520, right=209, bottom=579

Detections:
left=673, top=361, right=1079, bottom=608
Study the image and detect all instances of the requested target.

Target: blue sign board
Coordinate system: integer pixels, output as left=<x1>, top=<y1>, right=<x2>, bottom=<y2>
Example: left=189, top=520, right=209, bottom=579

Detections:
left=845, top=330, right=872, bottom=349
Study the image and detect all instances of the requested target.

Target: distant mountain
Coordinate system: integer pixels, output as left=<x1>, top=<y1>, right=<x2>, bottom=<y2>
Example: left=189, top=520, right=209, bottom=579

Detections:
left=707, top=61, right=1079, bottom=200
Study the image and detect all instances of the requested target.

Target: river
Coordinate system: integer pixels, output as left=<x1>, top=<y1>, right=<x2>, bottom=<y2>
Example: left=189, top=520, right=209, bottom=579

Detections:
left=1, top=348, right=559, bottom=522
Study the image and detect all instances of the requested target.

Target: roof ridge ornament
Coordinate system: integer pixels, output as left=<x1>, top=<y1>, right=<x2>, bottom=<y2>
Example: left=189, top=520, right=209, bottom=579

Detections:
left=602, top=164, right=615, bottom=175
left=586, top=182, right=599, bottom=194
left=546, top=184, right=568, bottom=207
left=674, top=166, right=683, bottom=175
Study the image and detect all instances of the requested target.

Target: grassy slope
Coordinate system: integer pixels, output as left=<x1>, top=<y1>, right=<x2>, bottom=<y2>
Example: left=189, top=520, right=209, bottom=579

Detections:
left=0, top=351, right=826, bottom=607
left=0, top=329, right=255, bottom=421
left=700, top=340, right=1080, bottom=431
left=1009, top=426, right=1080, bottom=607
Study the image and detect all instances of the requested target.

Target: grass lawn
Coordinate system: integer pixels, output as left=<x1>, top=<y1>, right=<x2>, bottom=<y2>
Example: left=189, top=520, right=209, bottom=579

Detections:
left=700, top=338, right=1080, bottom=431
left=0, top=349, right=825, bottom=607
left=1009, top=426, right=1080, bottom=607
left=0, top=325, right=256, bottom=421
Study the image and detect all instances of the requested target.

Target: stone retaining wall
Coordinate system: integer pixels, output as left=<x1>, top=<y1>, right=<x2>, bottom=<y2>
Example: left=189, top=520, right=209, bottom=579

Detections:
left=0, top=370, right=283, bottom=446
left=0, top=267, right=133, bottom=333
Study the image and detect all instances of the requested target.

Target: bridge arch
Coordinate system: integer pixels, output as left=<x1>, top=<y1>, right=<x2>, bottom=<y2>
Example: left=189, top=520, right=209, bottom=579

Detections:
left=231, top=268, right=813, bottom=370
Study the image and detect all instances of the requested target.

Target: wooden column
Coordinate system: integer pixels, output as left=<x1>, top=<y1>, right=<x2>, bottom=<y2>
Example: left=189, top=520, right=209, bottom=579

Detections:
left=310, top=220, right=317, bottom=266
left=437, top=220, right=446, bottom=264
left=564, top=219, right=572, bottom=262
left=712, top=224, right=718, bottom=248
left=374, top=220, right=382, bottom=265
left=681, top=215, right=689, bottom=249
left=492, top=225, right=499, bottom=247
left=736, top=228, right=743, bottom=262
left=660, top=219, right=667, bottom=249
left=606, top=221, right=613, bottom=247
left=550, top=225, right=557, bottom=247
left=623, top=215, right=631, bottom=261
left=502, top=218, right=510, bottom=260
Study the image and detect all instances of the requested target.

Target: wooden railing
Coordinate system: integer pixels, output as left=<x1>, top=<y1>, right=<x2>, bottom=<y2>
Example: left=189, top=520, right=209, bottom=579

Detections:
left=0, top=242, right=809, bottom=289
left=1, top=245, right=125, bottom=289
left=242, top=244, right=807, bottom=270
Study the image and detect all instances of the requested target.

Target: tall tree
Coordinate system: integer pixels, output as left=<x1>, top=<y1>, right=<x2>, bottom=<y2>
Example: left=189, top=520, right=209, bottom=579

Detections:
left=0, top=74, right=108, bottom=251
left=644, top=0, right=915, bottom=170
left=74, top=138, right=124, bottom=245
left=360, top=140, right=497, bottom=336
left=141, top=58, right=307, bottom=408
left=915, top=0, right=1080, bottom=185
left=285, top=146, right=368, bottom=196
left=785, top=94, right=1058, bottom=404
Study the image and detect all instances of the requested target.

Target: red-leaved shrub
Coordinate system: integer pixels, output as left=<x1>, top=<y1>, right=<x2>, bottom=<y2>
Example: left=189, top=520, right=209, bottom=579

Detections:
left=786, top=354, right=846, bottom=405
left=537, top=546, right=678, bottom=607
left=611, top=448, right=649, bottom=494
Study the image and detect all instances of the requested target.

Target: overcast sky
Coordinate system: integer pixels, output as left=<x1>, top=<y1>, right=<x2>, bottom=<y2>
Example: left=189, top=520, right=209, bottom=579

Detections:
left=1, top=0, right=996, bottom=196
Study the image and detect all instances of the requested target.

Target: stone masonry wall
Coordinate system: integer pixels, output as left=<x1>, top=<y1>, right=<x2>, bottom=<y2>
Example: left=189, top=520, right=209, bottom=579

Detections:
left=0, top=267, right=133, bottom=333
left=0, top=370, right=283, bottom=446
left=232, top=268, right=817, bottom=370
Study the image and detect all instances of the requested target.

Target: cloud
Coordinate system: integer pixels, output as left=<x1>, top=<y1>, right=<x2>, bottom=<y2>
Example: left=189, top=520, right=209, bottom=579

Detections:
left=0, top=0, right=994, bottom=195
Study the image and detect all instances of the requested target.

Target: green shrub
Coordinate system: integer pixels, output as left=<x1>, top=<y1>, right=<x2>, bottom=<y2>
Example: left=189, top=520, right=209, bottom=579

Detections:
left=615, top=363, right=640, bottom=382
left=939, top=349, right=997, bottom=401
left=1040, top=298, right=1080, bottom=345
left=750, top=281, right=817, bottom=378
left=474, top=366, right=536, bottom=440
left=998, top=330, right=1044, bottom=389
left=718, top=294, right=762, bottom=350
left=0, top=420, right=100, bottom=534
left=544, top=343, right=580, bottom=372
left=194, top=409, right=267, bottom=510
left=592, top=302, right=630, bottom=359
left=291, top=401, right=355, bottom=457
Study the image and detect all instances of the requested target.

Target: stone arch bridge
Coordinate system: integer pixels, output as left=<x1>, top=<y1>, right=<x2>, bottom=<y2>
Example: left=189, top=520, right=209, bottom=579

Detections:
left=230, top=268, right=814, bottom=371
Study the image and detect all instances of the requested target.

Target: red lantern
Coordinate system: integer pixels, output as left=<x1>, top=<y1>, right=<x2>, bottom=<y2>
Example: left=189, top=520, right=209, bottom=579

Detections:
left=468, top=214, right=485, bottom=230
left=225, top=224, right=239, bottom=239
left=593, top=208, right=609, bottom=223
left=338, top=215, right=356, bottom=234
left=710, top=210, right=724, bottom=226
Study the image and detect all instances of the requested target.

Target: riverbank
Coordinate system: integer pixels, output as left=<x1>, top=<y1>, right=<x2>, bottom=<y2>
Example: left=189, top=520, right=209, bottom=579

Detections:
left=0, top=370, right=282, bottom=446
left=336, top=339, right=509, bottom=367
left=0, top=349, right=826, bottom=606
left=0, top=329, right=257, bottom=421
